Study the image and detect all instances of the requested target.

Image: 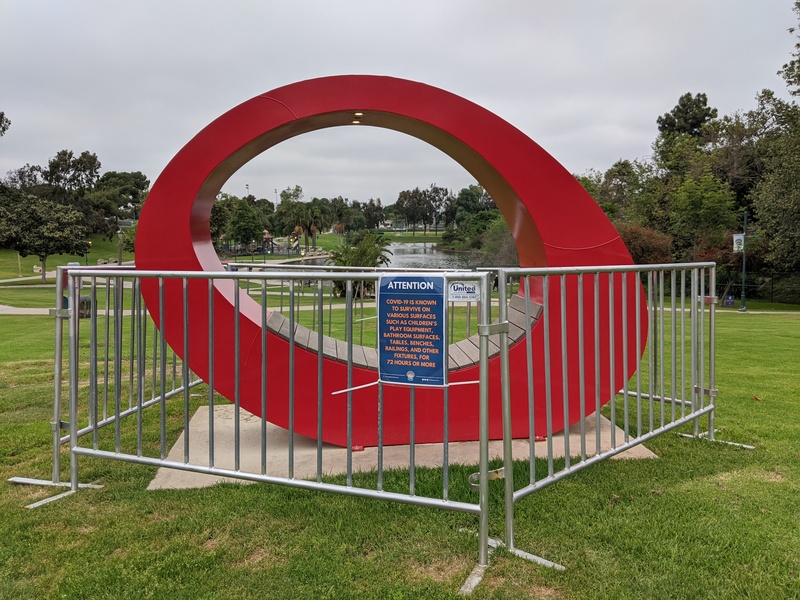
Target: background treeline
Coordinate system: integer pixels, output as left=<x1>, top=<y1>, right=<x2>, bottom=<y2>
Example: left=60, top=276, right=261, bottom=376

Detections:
left=3, top=3, right=800, bottom=302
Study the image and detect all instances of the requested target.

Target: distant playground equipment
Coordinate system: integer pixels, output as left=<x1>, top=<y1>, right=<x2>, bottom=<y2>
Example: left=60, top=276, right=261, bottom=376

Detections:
left=135, top=75, right=647, bottom=447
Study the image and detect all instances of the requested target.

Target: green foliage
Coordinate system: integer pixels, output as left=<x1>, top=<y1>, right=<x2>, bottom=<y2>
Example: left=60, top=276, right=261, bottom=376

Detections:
left=751, top=99, right=800, bottom=271
left=0, top=111, right=9, bottom=137
left=473, top=216, right=518, bottom=266
left=670, top=167, right=736, bottom=258
left=226, top=198, right=263, bottom=250
left=615, top=222, right=673, bottom=264
left=778, top=1, right=800, bottom=95
left=328, top=229, right=392, bottom=269
left=656, top=92, right=718, bottom=136
left=328, top=229, right=392, bottom=297
left=88, top=170, right=150, bottom=220
left=769, top=274, right=800, bottom=304
left=0, top=190, right=89, bottom=281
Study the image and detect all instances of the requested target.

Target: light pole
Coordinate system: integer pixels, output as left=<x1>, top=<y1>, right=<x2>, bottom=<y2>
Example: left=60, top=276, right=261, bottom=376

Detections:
left=117, top=229, right=124, bottom=265
left=739, top=210, right=747, bottom=313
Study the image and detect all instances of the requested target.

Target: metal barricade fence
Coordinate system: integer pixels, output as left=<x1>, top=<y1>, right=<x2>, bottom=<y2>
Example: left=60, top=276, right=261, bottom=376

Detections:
left=494, top=262, right=719, bottom=567
left=50, top=266, right=496, bottom=566
left=12, top=261, right=731, bottom=582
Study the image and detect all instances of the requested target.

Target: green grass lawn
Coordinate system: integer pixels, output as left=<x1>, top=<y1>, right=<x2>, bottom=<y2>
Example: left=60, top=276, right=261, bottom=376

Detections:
left=1, top=292, right=799, bottom=598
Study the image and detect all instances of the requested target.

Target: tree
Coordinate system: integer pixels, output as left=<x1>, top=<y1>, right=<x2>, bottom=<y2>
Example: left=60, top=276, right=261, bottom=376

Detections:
left=657, top=92, right=718, bottom=137
left=749, top=4, right=800, bottom=271
left=0, top=191, right=90, bottom=282
left=474, top=216, right=518, bottom=266
left=0, top=111, right=10, bottom=137
left=210, top=194, right=235, bottom=248
left=328, top=230, right=392, bottom=297
left=226, top=198, right=263, bottom=254
left=426, top=184, right=452, bottom=232
left=328, top=196, right=349, bottom=233
left=43, top=150, right=101, bottom=193
left=90, top=171, right=150, bottom=219
left=752, top=126, right=800, bottom=271
left=670, top=168, right=736, bottom=259
left=778, top=1, right=800, bottom=96
left=363, top=198, right=385, bottom=229
left=615, top=223, right=673, bottom=265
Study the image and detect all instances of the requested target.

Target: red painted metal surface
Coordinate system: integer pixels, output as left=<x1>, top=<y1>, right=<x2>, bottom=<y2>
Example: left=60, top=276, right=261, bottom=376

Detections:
left=136, top=75, right=647, bottom=447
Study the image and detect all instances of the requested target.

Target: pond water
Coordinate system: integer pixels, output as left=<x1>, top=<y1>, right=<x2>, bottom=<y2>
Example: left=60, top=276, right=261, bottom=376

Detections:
left=386, top=242, right=471, bottom=270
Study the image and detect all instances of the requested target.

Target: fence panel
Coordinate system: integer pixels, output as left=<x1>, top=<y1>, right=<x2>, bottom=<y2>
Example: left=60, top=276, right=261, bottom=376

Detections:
left=496, top=262, right=718, bottom=560
left=60, top=267, right=494, bottom=565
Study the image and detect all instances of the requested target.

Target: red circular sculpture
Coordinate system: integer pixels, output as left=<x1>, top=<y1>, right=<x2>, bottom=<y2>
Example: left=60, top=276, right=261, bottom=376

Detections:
left=136, top=75, right=646, bottom=447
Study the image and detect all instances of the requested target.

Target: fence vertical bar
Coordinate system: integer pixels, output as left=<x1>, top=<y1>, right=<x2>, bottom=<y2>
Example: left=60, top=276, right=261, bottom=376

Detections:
left=498, top=270, right=516, bottom=549
left=114, top=275, right=124, bottom=453
left=648, top=271, right=655, bottom=433
left=621, top=271, right=630, bottom=442
left=608, top=272, right=616, bottom=448
left=409, top=386, right=416, bottom=496
left=707, top=266, right=717, bottom=440
left=478, top=271, right=491, bottom=567
left=346, top=279, right=353, bottom=487
left=659, top=270, right=666, bottom=428
left=681, top=270, right=687, bottom=419
left=288, top=279, right=297, bottom=478
left=524, top=276, right=536, bottom=483
left=317, top=279, right=325, bottom=482
left=261, top=280, right=268, bottom=475
left=699, top=269, right=706, bottom=415
left=234, top=279, right=241, bottom=471
left=377, top=381, right=384, bottom=492
left=443, top=276, right=451, bottom=502
left=159, top=279, right=167, bottom=459
left=207, top=278, right=215, bottom=468
left=103, top=279, right=110, bottom=420
left=543, top=276, right=554, bottom=476
left=182, top=277, right=190, bottom=463
left=68, top=273, right=80, bottom=492
left=577, top=273, right=586, bottom=460
left=691, top=268, right=700, bottom=437
left=559, top=274, right=570, bottom=467
left=594, top=272, right=601, bottom=455
left=136, top=279, right=145, bottom=457
left=52, top=267, right=67, bottom=484
left=89, top=278, right=99, bottom=451
left=635, top=272, right=643, bottom=437
left=671, top=270, right=677, bottom=422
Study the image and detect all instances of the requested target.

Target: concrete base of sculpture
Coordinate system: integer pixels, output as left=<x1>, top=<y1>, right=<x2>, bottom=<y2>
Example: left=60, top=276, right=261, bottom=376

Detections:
left=147, top=406, right=655, bottom=491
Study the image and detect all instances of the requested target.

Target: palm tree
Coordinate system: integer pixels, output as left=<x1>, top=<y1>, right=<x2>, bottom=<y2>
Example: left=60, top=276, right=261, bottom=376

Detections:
left=328, top=230, right=392, bottom=298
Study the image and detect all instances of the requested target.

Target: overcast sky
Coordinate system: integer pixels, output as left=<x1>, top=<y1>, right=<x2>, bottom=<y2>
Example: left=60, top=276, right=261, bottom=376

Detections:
left=1, top=1, right=796, bottom=206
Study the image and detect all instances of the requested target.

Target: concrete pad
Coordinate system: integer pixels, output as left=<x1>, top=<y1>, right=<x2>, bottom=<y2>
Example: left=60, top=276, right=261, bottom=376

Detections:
left=148, top=405, right=655, bottom=490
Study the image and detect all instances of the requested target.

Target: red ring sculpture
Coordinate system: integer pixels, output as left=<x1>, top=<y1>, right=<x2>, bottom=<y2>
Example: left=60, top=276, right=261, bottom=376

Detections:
left=136, top=75, right=647, bottom=447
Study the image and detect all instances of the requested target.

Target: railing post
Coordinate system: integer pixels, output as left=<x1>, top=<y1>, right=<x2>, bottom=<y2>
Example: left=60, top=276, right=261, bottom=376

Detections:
left=68, top=272, right=80, bottom=492
left=707, top=266, right=717, bottom=440
left=477, top=271, right=492, bottom=566
left=52, top=266, right=66, bottom=484
left=498, top=269, right=515, bottom=551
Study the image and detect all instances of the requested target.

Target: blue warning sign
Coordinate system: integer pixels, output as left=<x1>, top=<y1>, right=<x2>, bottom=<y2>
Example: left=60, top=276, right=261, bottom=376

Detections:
left=377, top=275, right=446, bottom=387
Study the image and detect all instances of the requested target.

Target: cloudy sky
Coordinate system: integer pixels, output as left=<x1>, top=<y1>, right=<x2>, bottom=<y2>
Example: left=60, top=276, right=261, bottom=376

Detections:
left=1, top=1, right=796, bottom=206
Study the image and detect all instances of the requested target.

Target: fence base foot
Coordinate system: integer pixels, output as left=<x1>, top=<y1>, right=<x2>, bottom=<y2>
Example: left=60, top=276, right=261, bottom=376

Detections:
left=677, top=431, right=755, bottom=450
left=459, top=563, right=488, bottom=596
left=8, top=477, right=104, bottom=508
left=500, top=542, right=566, bottom=571
left=458, top=531, right=565, bottom=595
